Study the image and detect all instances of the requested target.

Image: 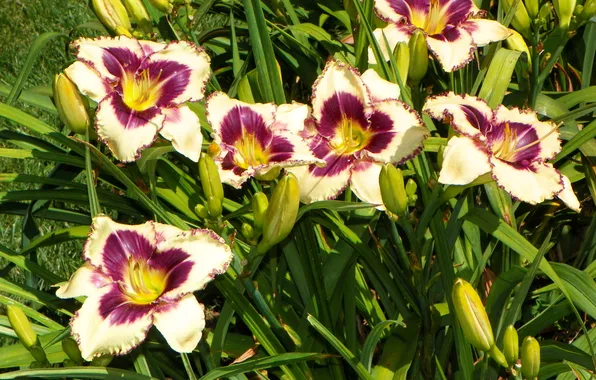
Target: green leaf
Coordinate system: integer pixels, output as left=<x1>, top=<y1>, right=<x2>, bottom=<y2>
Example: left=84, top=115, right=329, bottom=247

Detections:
left=0, top=367, right=158, bottom=379
left=478, top=48, right=521, bottom=108
left=360, top=320, right=404, bottom=371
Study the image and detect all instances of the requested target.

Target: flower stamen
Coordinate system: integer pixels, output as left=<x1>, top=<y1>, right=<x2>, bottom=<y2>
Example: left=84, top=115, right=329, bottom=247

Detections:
left=122, top=69, right=163, bottom=112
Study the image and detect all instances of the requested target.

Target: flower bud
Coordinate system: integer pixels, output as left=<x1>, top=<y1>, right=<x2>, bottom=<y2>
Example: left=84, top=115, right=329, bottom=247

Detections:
left=521, top=336, right=540, bottom=380
left=199, top=152, right=224, bottom=206
left=554, top=0, right=577, bottom=29
left=392, top=42, right=409, bottom=86
left=207, top=195, right=223, bottom=218
left=379, top=163, right=408, bottom=220
left=123, top=0, right=152, bottom=33
left=539, top=2, right=554, bottom=21
left=524, top=0, right=540, bottom=18
left=407, top=30, right=428, bottom=83
left=7, top=306, right=47, bottom=363
left=148, top=0, right=173, bottom=14
left=405, top=178, right=417, bottom=197
left=257, top=173, right=300, bottom=254
left=580, top=0, right=596, bottom=21
left=503, top=0, right=532, bottom=39
left=451, top=279, right=494, bottom=352
left=91, top=0, right=133, bottom=36
left=503, top=325, right=519, bottom=367
left=241, top=222, right=256, bottom=241
left=505, top=30, right=531, bottom=59
left=53, top=73, right=91, bottom=135
left=207, top=141, right=221, bottom=157
left=252, top=192, right=269, bottom=232
left=61, top=337, right=83, bottom=364
left=91, top=353, right=113, bottom=366
left=255, top=166, right=282, bottom=181
left=194, top=204, right=209, bottom=219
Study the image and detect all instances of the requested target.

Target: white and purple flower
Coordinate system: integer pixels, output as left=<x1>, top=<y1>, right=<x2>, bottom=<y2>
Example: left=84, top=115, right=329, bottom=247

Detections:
left=371, top=0, right=512, bottom=71
left=65, top=36, right=211, bottom=162
left=206, top=92, right=324, bottom=188
left=56, top=216, right=232, bottom=360
left=287, top=61, right=429, bottom=207
left=424, top=92, right=580, bottom=211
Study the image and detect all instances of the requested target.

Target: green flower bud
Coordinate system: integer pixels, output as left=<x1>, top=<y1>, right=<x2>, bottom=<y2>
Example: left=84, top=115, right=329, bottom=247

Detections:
left=554, top=0, right=577, bottom=29
left=505, top=30, right=531, bottom=59
left=241, top=222, right=256, bottom=240
left=252, top=192, right=269, bottom=232
left=257, top=173, right=300, bottom=254
left=408, top=193, right=418, bottom=207
left=521, top=336, right=540, bottom=380
left=503, top=0, right=532, bottom=39
left=91, top=0, right=133, bottom=36
left=194, top=204, right=209, bottom=219
left=53, top=73, right=91, bottom=135
left=61, top=337, right=83, bottom=365
left=123, top=0, right=152, bottom=33
left=7, top=306, right=39, bottom=352
left=199, top=153, right=224, bottom=203
left=379, top=163, right=408, bottom=220
left=207, top=195, right=222, bottom=218
left=407, top=30, right=428, bottom=83
left=392, top=42, right=410, bottom=86
left=524, top=0, right=540, bottom=18
left=255, top=166, right=282, bottom=181
left=539, top=2, right=554, bottom=21
left=405, top=178, right=417, bottom=197
left=451, top=279, right=494, bottom=352
left=91, top=353, right=113, bottom=366
left=503, top=325, right=519, bottom=367
left=580, top=0, right=596, bottom=21
left=148, top=0, right=173, bottom=14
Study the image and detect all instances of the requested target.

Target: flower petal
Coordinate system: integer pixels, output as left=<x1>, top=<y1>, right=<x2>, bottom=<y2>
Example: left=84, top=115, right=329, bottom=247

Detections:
left=73, top=36, right=146, bottom=81
left=361, top=69, right=401, bottom=102
left=440, top=0, right=481, bottom=25
left=491, top=159, right=563, bottom=204
left=438, top=136, right=491, bottom=185
left=70, top=284, right=154, bottom=361
left=374, top=0, right=414, bottom=23
left=423, top=92, right=493, bottom=139
left=95, top=93, right=163, bottom=162
left=64, top=62, right=110, bottom=103
left=462, top=19, right=512, bottom=47
left=272, top=102, right=311, bottom=134
left=160, top=105, right=203, bottom=162
left=369, top=25, right=412, bottom=64
left=312, top=61, right=370, bottom=130
left=216, top=157, right=254, bottom=188
left=286, top=137, right=352, bottom=203
left=153, top=294, right=205, bottom=352
left=494, top=105, right=560, bottom=161
left=56, top=263, right=111, bottom=299
left=207, top=92, right=276, bottom=146
left=350, top=161, right=384, bottom=209
left=364, top=100, right=428, bottom=163
left=426, top=26, right=475, bottom=72
left=144, top=41, right=211, bottom=104
left=84, top=215, right=156, bottom=282
left=154, top=228, right=232, bottom=299
left=558, top=175, right=581, bottom=212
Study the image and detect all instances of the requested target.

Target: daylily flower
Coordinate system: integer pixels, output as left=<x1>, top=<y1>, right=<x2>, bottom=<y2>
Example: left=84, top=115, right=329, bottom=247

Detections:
left=423, top=92, right=581, bottom=211
left=206, top=92, right=324, bottom=188
left=56, top=215, right=232, bottom=360
left=287, top=61, right=429, bottom=207
left=371, top=0, right=512, bottom=71
left=65, top=36, right=211, bottom=162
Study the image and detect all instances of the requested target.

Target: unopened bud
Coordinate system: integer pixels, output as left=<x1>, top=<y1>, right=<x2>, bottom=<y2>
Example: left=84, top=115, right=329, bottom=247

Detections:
left=257, top=173, right=300, bottom=254
left=207, top=195, right=222, bottom=218
left=452, top=279, right=494, bottom=352
left=194, top=204, right=209, bottom=219
left=521, top=336, right=540, bottom=379
left=207, top=141, right=221, bottom=157
left=148, top=0, right=173, bottom=14
left=252, top=192, right=269, bottom=232
left=379, top=164, right=408, bottom=220
left=392, top=42, right=409, bottom=85
left=503, top=0, right=532, bottom=39
left=7, top=306, right=46, bottom=363
left=503, top=325, right=519, bottom=367
left=241, top=222, right=256, bottom=240
left=53, top=73, right=91, bottom=135
left=199, top=153, right=224, bottom=204
left=91, top=353, right=113, bottom=366
left=580, top=0, right=596, bottom=21
left=524, top=0, right=539, bottom=18
left=405, top=178, right=417, bottom=197
left=505, top=30, right=531, bottom=59
left=539, top=2, right=554, bottom=21
left=407, top=30, right=428, bottom=83
left=554, top=0, right=577, bottom=29
left=123, top=0, right=152, bottom=33
left=91, top=0, right=132, bottom=36
left=62, top=337, right=83, bottom=364
left=255, top=166, right=282, bottom=181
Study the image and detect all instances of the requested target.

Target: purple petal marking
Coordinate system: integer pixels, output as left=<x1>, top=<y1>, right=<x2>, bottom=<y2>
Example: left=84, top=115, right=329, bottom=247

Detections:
left=309, top=136, right=353, bottom=177
left=102, top=230, right=155, bottom=282
left=404, top=0, right=429, bottom=14
left=98, top=284, right=155, bottom=325
left=317, top=92, right=368, bottom=139
left=142, top=60, right=191, bottom=107
left=489, top=122, right=540, bottom=165
left=108, top=94, right=161, bottom=130
left=267, top=135, right=294, bottom=163
left=103, top=47, right=143, bottom=78
left=366, top=110, right=396, bottom=153
left=430, top=24, right=463, bottom=40
left=460, top=104, right=491, bottom=134
left=440, top=0, right=475, bottom=25
left=220, top=105, right=272, bottom=147
left=150, top=248, right=192, bottom=294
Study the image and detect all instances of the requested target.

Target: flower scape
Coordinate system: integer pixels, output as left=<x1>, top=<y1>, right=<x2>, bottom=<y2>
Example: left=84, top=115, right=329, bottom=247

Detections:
left=0, top=0, right=594, bottom=377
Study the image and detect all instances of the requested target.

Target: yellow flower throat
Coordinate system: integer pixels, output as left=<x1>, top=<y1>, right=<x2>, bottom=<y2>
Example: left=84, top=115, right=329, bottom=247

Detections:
left=411, top=0, right=448, bottom=35
left=121, top=256, right=166, bottom=304
left=331, top=117, right=371, bottom=156
left=122, top=69, right=163, bottom=112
